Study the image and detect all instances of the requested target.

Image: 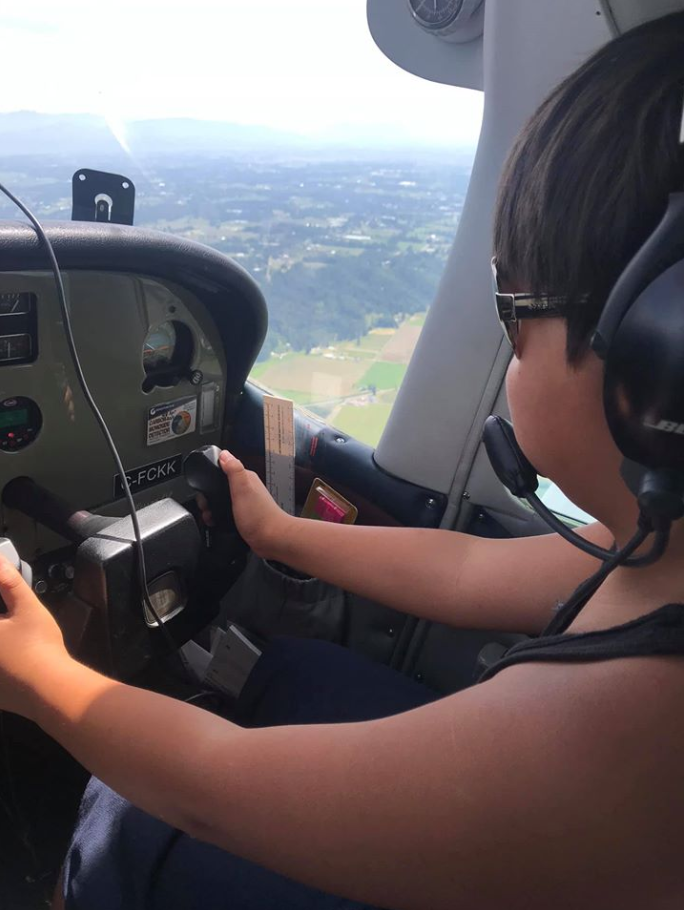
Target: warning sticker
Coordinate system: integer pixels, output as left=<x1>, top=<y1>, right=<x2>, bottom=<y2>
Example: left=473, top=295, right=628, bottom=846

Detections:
left=147, top=396, right=197, bottom=447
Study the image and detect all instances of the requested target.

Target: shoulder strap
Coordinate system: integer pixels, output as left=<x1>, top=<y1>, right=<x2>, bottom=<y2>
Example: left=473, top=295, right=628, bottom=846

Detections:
left=479, top=604, right=684, bottom=683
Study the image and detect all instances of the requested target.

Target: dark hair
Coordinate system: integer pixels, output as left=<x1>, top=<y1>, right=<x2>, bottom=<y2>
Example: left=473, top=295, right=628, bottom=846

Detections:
left=493, top=12, right=684, bottom=363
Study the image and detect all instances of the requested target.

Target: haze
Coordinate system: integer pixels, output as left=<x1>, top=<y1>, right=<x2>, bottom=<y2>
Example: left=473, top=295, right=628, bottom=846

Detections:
left=1, top=0, right=483, bottom=147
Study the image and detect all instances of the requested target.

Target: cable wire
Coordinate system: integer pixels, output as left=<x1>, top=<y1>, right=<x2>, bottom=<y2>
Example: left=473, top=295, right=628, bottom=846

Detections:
left=541, top=519, right=653, bottom=636
left=527, top=492, right=668, bottom=567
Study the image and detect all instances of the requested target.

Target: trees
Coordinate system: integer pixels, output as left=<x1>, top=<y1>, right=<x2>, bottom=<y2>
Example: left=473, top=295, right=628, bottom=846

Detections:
left=263, top=249, right=442, bottom=356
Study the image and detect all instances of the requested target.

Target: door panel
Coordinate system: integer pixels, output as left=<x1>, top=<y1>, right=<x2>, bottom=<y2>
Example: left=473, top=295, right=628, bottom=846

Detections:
left=224, top=384, right=528, bottom=693
left=232, top=383, right=448, bottom=528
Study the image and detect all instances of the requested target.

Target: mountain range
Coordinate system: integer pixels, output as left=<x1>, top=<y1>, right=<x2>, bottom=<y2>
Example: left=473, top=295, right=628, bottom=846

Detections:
left=0, top=111, right=475, bottom=163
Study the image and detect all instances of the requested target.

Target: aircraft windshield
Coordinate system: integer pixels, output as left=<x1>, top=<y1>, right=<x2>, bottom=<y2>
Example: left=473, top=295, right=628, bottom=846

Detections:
left=0, top=0, right=483, bottom=446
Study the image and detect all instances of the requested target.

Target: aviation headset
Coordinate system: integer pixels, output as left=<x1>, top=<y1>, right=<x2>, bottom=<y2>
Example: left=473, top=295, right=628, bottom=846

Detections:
left=485, top=189, right=684, bottom=524
left=592, top=191, right=684, bottom=508
left=483, top=100, right=684, bottom=629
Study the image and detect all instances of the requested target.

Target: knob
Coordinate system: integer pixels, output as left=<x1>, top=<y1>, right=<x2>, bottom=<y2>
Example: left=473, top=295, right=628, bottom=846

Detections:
left=0, top=538, right=32, bottom=612
left=184, top=446, right=234, bottom=531
left=47, top=561, right=75, bottom=582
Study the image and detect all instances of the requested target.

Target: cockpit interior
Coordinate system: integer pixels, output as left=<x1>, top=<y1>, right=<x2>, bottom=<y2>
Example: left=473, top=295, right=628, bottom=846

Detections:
left=1, top=1, right=684, bottom=907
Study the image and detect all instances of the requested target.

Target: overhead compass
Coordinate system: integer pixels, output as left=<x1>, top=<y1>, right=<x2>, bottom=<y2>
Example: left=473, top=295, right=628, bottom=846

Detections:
left=407, top=0, right=482, bottom=33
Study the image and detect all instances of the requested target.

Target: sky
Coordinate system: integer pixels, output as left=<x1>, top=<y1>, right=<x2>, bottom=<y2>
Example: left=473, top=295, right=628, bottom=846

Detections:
left=0, top=0, right=484, bottom=146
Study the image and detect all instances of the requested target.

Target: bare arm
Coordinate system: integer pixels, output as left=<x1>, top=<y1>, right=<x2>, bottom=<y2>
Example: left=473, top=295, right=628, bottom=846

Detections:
left=273, top=516, right=613, bottom=634
left=218, top=452, right=614, bottom=635
left=21, top=618, right=663, bottom=910
left=0, top=562, right=670, bottom=910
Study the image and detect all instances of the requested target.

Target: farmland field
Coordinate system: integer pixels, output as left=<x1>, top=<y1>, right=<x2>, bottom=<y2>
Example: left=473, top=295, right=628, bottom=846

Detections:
left=256, top=356, right=367, bottom=398
left=250, top=317, right=425, bottom=447
left=333, top=404, right=394, bottom=448
left=356, top=361, right=407, bottom=391
left=380, top=324, right=423, bottom=362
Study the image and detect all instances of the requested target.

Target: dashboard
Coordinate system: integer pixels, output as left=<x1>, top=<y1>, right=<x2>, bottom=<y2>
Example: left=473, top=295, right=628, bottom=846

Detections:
left=0, top=270, right=226, bottom=555
left=0, top=220, right=267, bottom=673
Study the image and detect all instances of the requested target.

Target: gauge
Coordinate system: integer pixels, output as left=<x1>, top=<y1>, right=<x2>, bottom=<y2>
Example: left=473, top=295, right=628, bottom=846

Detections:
left=143, top=322, right=177, bottom=373
left=408, top=0, right=483, bottom=36
left=408, top=0, right=464, bottom=29
left=0, top=294, right=37, bottom=366
left=142, top=320, right=195, bottom=392
left=0, top=292, right=33, bottom=316
left=0, top=334, right=32, bottom=362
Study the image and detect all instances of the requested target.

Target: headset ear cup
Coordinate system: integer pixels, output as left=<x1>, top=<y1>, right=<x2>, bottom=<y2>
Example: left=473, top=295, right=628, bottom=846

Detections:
left=593, top=193, right=684, bottom=359
left=603, top=257, right=684, bottom=470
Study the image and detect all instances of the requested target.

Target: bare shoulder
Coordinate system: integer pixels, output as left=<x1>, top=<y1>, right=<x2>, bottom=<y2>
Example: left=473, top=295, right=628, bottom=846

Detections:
left=350, top=654, right=684, bottom=908
left=209, top=654, right=684, bottom=910
left=419, top=655, right=684, bottom=907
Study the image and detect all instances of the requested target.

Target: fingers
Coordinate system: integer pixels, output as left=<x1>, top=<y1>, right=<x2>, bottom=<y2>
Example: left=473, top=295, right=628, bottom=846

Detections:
left=219, top=450, right=248, bottom=484
left=219, top=449, right=240, bottom=471
left=219, top=450, right=266, bottom=508
left=197, top=453, right=248, bottom=526
left=0, top=554, right=32, bottom=614
left=194, top=493, right=215, bottom=527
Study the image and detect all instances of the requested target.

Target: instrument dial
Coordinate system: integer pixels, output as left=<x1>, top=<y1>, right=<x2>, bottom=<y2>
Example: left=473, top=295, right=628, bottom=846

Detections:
left=142, top=320, right=194, bottom=391
left=143, top=321, right=177, bottom=373
left=408, top=0, right=464, bottom=29
left=0, top=334, right=32, bottom=362
left=0, top=293, right=32, bottom=316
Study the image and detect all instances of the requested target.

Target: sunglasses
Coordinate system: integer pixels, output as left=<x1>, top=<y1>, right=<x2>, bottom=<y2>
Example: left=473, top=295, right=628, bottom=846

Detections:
left=491, top=257, right=570, bottom=354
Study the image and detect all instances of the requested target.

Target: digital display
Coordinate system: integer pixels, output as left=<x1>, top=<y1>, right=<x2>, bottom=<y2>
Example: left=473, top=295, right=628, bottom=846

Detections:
left=0, top=409, right=28, bottom=429
left=0, top=397, right=41, bottom=451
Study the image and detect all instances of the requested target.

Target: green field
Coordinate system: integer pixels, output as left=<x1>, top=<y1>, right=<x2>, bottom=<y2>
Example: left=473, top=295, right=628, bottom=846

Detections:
left=265, top=389, right=323, bottom=406
left=350, top=334, right=390, bottom=353
left=248, top=360, right=273, bottom=380
left=333, top=404, right=394, bottom=448
left=248, top=315, right=425, bottom=447
left=256, top=354, right=366, bottom=397
left=356, top=361, right=407, bottom=391
left=336, top=344, right=378, bottom=360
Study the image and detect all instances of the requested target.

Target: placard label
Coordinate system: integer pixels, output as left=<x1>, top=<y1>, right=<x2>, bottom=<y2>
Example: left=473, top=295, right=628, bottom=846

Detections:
left=147, top=396, right=197, bottom=446
left=114, top=454, right=183, bottom=497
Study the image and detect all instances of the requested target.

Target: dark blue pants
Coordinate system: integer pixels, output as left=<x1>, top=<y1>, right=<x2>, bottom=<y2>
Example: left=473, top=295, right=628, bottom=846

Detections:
left=63, top=638, right=438, bottom=910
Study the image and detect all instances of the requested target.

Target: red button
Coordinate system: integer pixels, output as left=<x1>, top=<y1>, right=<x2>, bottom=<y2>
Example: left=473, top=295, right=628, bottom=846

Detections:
left=7, top=432, right=14, bottom=439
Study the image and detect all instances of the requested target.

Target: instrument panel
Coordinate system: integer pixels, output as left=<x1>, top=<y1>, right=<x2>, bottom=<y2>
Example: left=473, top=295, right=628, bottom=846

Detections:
left=0, top=270, right=226, bottom=560
left=0, top=291, right=38, bottom=365
left=0, top=219, right=266, bottom=673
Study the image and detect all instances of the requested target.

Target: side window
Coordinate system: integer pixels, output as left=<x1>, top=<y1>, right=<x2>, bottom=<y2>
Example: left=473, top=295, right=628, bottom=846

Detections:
left=243, top=15, right=483, bottom=450
left=537, top=479, right=595, bottom=525
left=249, top=160, right=479, bottom=448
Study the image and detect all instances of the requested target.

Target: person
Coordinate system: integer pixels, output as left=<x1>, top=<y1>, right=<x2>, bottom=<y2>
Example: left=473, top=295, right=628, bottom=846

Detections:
left=2, top=12, right=684, bottom=910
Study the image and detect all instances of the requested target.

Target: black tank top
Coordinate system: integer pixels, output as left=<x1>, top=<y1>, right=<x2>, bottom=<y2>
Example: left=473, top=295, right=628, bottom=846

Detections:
left=479, top=603, right=684, bottom=683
